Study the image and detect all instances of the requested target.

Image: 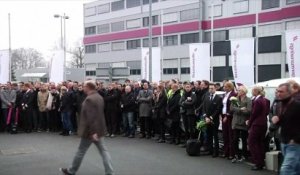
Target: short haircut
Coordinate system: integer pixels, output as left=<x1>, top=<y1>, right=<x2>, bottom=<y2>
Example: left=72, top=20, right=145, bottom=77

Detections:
left=24, top=83, right=31, bottom=88
left=225, top=81, right=235, bottom=91
left=84, top=80, right=97, bottom=90
left=279, top=83, right=292, bottom=94
left=209, top=83, right=216, bottom=87
left=202, top=80, right=210, bottom=86
left=238, top=86, right=248, bottom=94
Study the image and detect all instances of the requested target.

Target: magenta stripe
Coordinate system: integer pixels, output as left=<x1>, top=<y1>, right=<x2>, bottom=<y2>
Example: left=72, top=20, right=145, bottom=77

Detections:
left=84, top=5, right=300, bottom=44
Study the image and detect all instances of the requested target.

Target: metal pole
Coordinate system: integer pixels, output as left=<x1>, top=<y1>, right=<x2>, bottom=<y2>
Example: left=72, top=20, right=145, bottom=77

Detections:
left=8, top=13, right=12, bottom=82
left=210, top=2, right=214, bottom=82
left=198, top=0, right=203, bottom=43
left=149, top=0, right=153, bottom=82
left=63, top=13, right=67, bottom=81
left=255, top=1, right=259, bottom=83
left=60, top=17, right=63, bottom=49
left=160, top=9, right=164, bottom=81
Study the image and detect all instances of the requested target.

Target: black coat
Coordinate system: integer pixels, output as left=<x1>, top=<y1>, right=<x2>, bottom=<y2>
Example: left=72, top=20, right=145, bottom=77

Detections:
left=104, top=89, right=119, bottom=111
left=75, top=91, right=87, bottom=113
left=202, top=93, right=223, bottom=123
left=166, top=90, right=181, bottom=121
left=179, top=91, right=197, bottom=116
left=60, top=93, right=73, bottom=113
left=153, top=91, right=167, bottom=119
left=120, top=92, right=136, bottom=112
left=21, top=90, right=35, bottom=110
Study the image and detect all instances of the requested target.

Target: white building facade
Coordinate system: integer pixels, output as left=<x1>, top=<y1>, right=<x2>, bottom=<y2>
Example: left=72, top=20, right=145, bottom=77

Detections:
left=83, top=0, right=300, bottom=82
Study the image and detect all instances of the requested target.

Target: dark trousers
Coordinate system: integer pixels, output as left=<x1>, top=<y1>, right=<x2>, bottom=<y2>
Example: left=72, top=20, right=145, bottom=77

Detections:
left=24, top=109, right=33, bottom=131
left=140, top=116, right=151, bottom=137
left=71, top=110, right=77, bottom=132
left=105, top=110, right=118, bottom=135
left=233, top=129, right=248, bottom=158
left=182, top=114, right=196, bottom=140
left=171, top=121, right=180, bottom=142
left=158, top=117, right=166, bottom=140
left=1, top=109, right=9, bottom=131
left=49, top=110, right=59, bottom=131
left=32, top=109, right=39, bottom=130
left=206, top=123, right=220, bottom=155
left=222, top=115, right=235, bottom=157
left=248, top=125, right=267, bottom=167
left=39, top=112, right=49, bottom=130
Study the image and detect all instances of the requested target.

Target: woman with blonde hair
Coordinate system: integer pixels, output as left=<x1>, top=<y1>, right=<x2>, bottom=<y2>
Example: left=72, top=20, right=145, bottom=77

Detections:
left=221, top=81, right=237, bottom=159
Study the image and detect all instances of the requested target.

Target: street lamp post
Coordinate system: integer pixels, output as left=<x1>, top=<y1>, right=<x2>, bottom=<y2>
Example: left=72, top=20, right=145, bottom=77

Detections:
left=54, top=13, right=69, bottom=81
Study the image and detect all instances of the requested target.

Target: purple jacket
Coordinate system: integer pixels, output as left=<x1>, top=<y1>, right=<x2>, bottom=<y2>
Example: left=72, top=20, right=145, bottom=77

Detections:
left=249, top=96, right=269, bottom=128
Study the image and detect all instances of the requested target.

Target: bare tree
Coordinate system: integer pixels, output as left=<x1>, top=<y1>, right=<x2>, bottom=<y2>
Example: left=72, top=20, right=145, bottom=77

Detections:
left=11, top=48, right=46, bottom=70
left=68, top=46, right=85, bottom=68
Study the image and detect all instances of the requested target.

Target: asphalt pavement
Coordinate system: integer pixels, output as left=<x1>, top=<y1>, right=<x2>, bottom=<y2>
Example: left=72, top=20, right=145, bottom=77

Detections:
left=0, top=132, right=276, bottom=175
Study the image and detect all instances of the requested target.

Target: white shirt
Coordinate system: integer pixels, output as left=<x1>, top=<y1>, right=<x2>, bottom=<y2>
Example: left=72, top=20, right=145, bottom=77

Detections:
left=254, top=95, right=261, bottom=101
left=222, top=92, right=231, bottom=114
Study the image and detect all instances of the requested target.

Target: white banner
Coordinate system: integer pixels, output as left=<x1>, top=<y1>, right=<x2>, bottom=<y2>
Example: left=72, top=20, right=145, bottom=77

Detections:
left=49, top=50, right=64, bottom=84
left=0, top=50, right=9, bottom=84
left=230, top=38, right=254, bottom=87
left=286, top=30, right=300, bottom=78
left=189, top=43, right=210, bottom=81
left=141, top=47, right=161, bottom=82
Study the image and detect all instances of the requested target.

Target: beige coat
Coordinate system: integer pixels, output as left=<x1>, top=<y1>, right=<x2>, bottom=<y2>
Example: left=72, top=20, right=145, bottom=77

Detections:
left=78, top=91, right=107, bottom=139
left=38, top=90, right=49, bottom=112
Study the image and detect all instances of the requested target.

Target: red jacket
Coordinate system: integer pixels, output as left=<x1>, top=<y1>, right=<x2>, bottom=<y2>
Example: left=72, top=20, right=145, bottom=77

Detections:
left=249, top=96, right=269, bottom=128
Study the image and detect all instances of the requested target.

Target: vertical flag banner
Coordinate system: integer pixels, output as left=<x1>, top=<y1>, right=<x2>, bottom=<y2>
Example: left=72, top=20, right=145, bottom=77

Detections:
left=0, top=50, right=9, bottom=84
left=189, top=43, right=210, bottom=81
left=230, top=38, right=254, bottom=87
left=151, top=47, right=161, bottom=82
left=49, top=50, right=64, bottom=83
left=141, top=48, right=150, bottom=81
left=141, top=48, right=161, bottom=82
left=286, top=30, right=300, bottom=78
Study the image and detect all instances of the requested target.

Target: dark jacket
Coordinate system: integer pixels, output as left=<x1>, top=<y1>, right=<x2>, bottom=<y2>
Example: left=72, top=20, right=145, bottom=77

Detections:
left=248, top=96, right=268, bottom=128
left=278, top=97, right=300, bottom=144
left=167, top=90, right=181, bottom=121
left=75, top=90, right=87, bottom=113
left=104, top=89, right=119, bottom=111
left=179, top=91, right=197, bottom=116
left=21, top=90, right=35, bottom=110
left=202, top=93, right=223, bottom=123
left=120, top=92, right=136, bottom=112
left=230, top=96, right=252, bottom=131
left=153, top=91, right=167, bottom=119
left=60, top=93, right=73, bottom=113
left=78, top=91, right=107, bottom=138
left=137, top=89, right=153, bottom=117
left=50, top=92, right=60, bottom=111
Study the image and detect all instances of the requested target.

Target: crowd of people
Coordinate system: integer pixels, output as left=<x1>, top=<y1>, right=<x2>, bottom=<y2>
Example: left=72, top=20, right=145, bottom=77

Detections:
left=0, top=78, right=299, bottom=174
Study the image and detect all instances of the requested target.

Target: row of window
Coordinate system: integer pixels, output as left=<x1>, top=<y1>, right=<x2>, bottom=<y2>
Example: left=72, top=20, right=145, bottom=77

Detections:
left=85, top=8, right=200, bottom=35
left=85, top=0, right=160, bottom=17
left=85, top=33, right=201, bottom=53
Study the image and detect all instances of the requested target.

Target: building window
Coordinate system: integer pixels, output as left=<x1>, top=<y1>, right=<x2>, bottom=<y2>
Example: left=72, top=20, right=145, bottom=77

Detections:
left=143, top=0, right=158, bottom=5
left=86, top=71, right=96, bottom=76
left=262, top=0, right=280, bottom=10
left=84, top=26, right=96, bottom=35
left=181, top=67, right=190, bottom=74
left=98, top=3, right=110, bottom=14
left=233, top=0, right=249, bottom=14
left=258, top=35, right=281, bottom=53
left=85, top=7, right=96, bottom=17
left=287, top=0, right=300, bottom=4
left=163, top=35, right=178, bottom=46
left=112, top=41, right=125, bottom=51
left=111, top=0, right=125, bottom=11
left=126, top=19, right=141, bottom=29
left=143, top=15, right=159, bottom=27
left=181, top=33, right=199, bottom=44
left=85, top=45, right=96, bottom=53
left=258, top=65, right=281, bottom=82
left=204, top=30, right=226, bottom=42
left=143, top=37, right=159, bottom=47
left=180, top=8, right=199, bottom=22
left=163, top=12, right=178, bottom=24
left=126, top=0, right=141, bottom=8
left=163, top=68, right=178, bottom=75
left=111, top=21, right=125, bottom=32
left=130, top=69, right=141, bottom=75
left=127, top=39, right=141, bottom=49
left=97, top=24, right=110, bottom=34
left=98, top=43, right=110, bottom=52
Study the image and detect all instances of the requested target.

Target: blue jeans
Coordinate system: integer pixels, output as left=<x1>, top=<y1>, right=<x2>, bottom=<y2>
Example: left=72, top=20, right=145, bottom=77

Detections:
left=122, top=112, right=135, bottom=136
left=280, top=143, right=300, bottom=175
left=62, top=112, right=73, bottom=132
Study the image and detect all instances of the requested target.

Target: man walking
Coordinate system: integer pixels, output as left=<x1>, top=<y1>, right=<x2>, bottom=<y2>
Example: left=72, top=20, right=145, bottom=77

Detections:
left=60, top=80, right=114, bottom=175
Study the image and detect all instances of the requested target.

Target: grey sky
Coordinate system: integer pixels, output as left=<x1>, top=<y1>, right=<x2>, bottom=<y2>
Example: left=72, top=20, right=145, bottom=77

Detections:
left=0, top=0, right=94, bottom=62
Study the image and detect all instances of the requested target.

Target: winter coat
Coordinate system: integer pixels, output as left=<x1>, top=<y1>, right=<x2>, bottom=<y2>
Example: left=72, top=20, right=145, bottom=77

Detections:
left=179, top=91, right=197, bottom=116
left=137, top=89, right=153, bottom=117
left=153, top=91, right=167, bottom=119
left=230, top=96, right=252, bottom=131
left=166, top=90, right=181, bottom=121
left=120, top=92, right=136, bottom=113
left=37, top=90, right=49, bottom=112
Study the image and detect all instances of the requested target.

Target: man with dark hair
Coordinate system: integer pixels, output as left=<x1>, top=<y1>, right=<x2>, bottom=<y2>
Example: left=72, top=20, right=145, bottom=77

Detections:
left=60, top=80, right=114, bottom=175
left=272, top=83, right=300, bottom=175
left=21, top=83, right=34, bottom=133
left=202, top=83, right=223, bottom=157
